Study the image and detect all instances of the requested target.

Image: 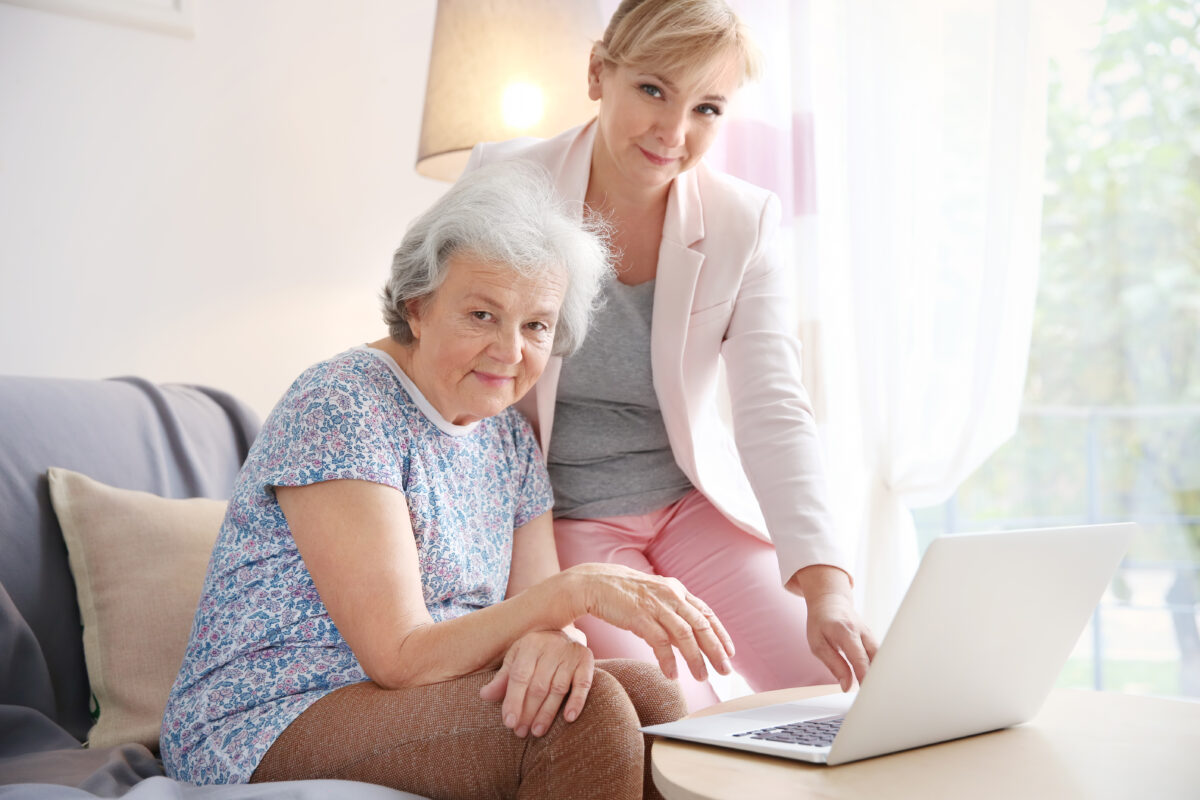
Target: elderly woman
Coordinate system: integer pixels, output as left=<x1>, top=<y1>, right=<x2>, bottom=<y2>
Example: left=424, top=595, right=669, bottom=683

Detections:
left=160, top=161, right=733, bottom=800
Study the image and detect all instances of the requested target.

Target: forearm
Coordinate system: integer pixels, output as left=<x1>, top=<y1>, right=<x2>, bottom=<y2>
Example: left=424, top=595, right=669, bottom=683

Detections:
left=502, top=511, right=586, bottom=645
left=378, top=569, right=587, bottom=689
left=721, top=204, right=849, bottom=580
left=280, top=484, right=590, bottom=691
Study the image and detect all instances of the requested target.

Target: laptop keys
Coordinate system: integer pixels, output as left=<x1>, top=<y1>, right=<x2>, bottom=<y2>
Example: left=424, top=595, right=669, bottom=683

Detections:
left=732, top=715, right=845, bottom=747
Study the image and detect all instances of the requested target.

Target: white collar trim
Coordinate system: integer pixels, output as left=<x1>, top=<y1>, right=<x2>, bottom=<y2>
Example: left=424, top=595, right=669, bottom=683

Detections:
left=356, top=345, right=480, bottom=437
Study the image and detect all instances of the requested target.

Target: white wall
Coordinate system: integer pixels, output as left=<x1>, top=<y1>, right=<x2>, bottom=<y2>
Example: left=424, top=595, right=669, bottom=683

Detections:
left=0, top=0, right=448, bottom=418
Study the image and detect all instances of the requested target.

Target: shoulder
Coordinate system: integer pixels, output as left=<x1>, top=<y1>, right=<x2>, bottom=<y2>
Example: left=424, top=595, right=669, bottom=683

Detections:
left=467, top=124, right=588, bottom=171
left=249, top=349, right=412, bottom=487
left=284, top=348, right=388, bottom=402
left=267, top=348, right=402, bottom=432
left=695, top=162, right=780, bottom=235
left=470, top=135, right=546, bottom=164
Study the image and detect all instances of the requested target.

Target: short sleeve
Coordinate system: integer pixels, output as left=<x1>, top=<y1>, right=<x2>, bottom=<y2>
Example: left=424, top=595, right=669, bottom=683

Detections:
left=255, top=359, right=407, bottom=493
left=507, top=410, right=554, bottom=528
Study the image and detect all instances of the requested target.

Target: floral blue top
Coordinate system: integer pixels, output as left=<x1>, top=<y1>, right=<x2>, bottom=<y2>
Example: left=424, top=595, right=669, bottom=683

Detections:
left=160, top=346, right=553, bottom=784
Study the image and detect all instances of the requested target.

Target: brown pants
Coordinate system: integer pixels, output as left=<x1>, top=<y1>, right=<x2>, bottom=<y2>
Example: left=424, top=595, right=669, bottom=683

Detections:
left=250, top=659, right=686, bottom=800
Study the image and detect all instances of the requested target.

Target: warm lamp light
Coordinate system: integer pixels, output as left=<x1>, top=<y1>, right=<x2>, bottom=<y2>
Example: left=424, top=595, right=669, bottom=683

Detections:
left=416, top=0, right=603, bottom=181
left=501, top=82, right=545, bottom=129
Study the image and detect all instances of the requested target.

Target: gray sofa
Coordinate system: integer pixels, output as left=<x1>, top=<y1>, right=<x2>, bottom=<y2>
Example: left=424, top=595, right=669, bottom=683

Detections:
left=0, top=375, right=424, bottom=799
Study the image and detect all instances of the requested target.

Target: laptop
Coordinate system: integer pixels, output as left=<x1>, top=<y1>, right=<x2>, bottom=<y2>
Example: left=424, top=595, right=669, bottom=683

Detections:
left=642, top=523, right=1135, bottom=765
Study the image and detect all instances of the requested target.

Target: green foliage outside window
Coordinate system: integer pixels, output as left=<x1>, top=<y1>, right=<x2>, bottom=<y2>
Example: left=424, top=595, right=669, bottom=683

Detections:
left=913, top=0, right=1200, bottom=697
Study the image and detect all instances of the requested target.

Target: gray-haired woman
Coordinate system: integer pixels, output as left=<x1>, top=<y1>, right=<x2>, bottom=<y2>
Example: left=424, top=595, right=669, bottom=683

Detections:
left=160, top=160, right=734, bottom=800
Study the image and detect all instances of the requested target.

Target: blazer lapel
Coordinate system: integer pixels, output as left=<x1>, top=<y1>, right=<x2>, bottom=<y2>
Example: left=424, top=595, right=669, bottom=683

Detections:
left=651, top=169, right=706, bottom=425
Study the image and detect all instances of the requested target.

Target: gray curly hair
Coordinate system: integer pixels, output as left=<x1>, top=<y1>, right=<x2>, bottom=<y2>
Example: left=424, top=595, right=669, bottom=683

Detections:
left=382, top=160, right=613, bottom=357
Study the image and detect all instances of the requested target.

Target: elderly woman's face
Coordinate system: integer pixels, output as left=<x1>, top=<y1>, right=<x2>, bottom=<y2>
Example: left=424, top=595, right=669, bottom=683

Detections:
left=405, top=251, right=566, bottom=425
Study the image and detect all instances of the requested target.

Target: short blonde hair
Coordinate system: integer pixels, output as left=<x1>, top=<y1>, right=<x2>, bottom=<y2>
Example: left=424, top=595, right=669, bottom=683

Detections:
left=595, top=0, right=762, bottom=87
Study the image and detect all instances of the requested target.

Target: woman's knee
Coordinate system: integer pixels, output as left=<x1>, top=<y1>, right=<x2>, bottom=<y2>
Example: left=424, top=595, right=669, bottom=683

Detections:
left=596, top=658, right=688, bottom=726
left=541, top=667, right=644, bottom=761
left=519, top=667, right=644, bottom=798
left=570, top=666, right=644, bottom=741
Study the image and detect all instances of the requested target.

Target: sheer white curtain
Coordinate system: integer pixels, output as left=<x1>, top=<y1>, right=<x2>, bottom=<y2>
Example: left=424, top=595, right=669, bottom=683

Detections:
left=714, top=0, right=1050, bottom=632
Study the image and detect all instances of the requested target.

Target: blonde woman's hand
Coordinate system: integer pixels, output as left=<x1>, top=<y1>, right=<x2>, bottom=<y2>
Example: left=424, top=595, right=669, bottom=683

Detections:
left=787, top=565, right=878, bottom=692
left=804, top=592, right=878, bottom=692
left=568, top=563, right=735, bottom=681
left=480, top=630, right=594, bottom=738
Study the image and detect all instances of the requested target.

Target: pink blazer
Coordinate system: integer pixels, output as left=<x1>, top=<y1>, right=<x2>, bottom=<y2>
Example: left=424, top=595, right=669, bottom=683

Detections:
left=466, top=122, right=850, bottom=583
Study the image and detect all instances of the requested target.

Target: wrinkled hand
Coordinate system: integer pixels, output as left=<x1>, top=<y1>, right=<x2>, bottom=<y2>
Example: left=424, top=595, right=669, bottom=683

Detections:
left=805, top=592, right=878, bottom=692
left=479, top=630, right=594, bottom=738
left=572, top=563, right=735, bottom=682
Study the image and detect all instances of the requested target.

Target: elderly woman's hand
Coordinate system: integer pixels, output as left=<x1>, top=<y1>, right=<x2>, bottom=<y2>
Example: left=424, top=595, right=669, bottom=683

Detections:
left=479, top=630, right=595, bottom=738
left=568, top=563, right=736, bottom=682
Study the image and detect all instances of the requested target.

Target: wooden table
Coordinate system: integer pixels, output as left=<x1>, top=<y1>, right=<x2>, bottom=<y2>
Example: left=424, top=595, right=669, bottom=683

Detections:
left=650, top=685, right=1200, bottom=799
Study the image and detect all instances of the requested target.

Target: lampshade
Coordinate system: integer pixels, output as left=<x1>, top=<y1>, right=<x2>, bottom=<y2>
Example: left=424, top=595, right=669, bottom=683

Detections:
left=416, top=0, right=603, bottom=181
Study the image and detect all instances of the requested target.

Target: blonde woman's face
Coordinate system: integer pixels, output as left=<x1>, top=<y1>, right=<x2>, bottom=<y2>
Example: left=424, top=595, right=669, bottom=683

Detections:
left=588, top=52, right=740, bottom=192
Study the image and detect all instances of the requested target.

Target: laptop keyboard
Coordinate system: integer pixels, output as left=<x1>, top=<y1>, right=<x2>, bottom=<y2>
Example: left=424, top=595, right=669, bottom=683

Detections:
left=731, top=715, right=845, bottom=747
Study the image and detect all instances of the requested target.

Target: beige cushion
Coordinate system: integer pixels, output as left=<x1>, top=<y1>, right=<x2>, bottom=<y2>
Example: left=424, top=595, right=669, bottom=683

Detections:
left=47, top=467, right=225, bottom=752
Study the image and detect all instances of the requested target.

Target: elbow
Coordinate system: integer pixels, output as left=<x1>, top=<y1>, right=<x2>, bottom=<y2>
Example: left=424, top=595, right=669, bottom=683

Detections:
left=360, top=660, right=409, bottom=691
left=355, top=624, right=436, bottom=690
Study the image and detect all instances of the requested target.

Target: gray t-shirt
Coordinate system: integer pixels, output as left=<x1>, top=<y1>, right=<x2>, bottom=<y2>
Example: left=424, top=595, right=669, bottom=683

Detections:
left=548, top=278, right=693, bottom=518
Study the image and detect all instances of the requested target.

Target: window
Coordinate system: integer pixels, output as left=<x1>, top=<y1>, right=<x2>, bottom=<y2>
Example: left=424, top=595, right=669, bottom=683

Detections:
left=914, top=0, right=1200, bottom=698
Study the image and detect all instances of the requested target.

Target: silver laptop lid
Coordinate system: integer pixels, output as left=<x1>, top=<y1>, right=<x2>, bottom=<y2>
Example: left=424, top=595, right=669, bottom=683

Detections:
left=827, top=523, right=1135, bottom=764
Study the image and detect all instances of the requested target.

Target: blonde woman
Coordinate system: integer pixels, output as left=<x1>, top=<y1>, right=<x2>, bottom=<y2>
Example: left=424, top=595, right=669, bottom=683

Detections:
left=465, top=0, right=877, bottom=709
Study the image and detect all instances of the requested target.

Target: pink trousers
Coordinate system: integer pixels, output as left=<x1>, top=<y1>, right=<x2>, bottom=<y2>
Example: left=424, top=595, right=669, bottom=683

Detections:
left=554, top=490, right=835, bottom=711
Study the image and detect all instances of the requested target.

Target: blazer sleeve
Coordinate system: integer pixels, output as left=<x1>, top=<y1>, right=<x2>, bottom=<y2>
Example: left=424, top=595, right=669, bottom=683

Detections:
left=720, top=192, right=852, bottom=584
